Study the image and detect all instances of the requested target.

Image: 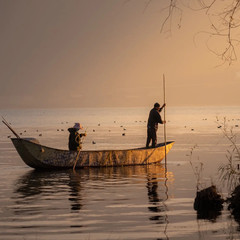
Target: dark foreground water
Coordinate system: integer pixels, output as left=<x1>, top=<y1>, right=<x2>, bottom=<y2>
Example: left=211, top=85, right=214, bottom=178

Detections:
left=0, top=106, right=240, bottom=240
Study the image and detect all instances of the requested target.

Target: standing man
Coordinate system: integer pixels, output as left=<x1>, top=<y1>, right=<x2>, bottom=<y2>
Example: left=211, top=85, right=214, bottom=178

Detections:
left=146, top=102, right=166, bottom=148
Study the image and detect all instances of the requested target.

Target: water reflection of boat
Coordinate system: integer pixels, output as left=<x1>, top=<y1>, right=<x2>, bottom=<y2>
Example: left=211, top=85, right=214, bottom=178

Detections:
left=13, top=170, right=84, bottom=213
left=13, top=165, right=174, bottom=216
left=11, top=138, right=174, bottom=169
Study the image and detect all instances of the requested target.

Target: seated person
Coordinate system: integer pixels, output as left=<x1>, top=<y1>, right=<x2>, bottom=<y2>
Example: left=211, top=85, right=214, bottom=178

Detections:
left=68, top=123, right=86, bottom=151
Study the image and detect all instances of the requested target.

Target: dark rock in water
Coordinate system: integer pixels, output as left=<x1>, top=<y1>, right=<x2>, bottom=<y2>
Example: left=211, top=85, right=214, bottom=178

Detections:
left=228, top=185, right=240, bottom=221
left=194, top=185, right=224, bottom=221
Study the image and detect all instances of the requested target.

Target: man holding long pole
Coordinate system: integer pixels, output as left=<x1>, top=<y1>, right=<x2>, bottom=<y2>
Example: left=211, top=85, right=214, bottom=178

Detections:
left=68, top=123, right=87, bottom=170
left=146, top=102, right=166, bottom=148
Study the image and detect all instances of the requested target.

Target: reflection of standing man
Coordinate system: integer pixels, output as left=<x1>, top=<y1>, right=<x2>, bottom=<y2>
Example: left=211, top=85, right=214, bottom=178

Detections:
left=146, top=102, right=166, bottom=148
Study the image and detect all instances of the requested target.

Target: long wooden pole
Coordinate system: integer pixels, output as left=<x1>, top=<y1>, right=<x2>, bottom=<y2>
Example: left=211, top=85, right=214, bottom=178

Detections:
left=2, top=117, right=20, bottom=138
left=163, top=74, right=167, bottom=172
left=73, top=149, right=81, bottom=171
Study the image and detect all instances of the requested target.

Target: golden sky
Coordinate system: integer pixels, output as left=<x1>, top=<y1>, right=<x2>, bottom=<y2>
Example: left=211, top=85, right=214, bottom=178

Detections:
left=0, top=0, right=239, bottom=108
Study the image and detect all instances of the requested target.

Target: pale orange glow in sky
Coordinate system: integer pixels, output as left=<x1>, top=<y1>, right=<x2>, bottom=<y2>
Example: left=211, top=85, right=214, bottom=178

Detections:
left=0, top=0, right=239, bottom=108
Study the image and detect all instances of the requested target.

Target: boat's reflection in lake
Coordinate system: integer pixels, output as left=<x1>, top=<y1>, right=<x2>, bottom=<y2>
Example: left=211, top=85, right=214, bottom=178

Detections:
left=10, top=165, right=173, bottom=239
left=13, top=170, right=85, bottom=213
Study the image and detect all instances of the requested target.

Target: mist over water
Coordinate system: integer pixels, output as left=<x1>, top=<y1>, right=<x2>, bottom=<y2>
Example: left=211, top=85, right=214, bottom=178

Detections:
left=0, top=106, right=240, bottom=240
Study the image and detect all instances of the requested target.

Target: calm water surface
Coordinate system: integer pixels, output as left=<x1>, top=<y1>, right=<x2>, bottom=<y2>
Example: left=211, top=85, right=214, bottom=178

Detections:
left=0, top=106, right=240, bottom=240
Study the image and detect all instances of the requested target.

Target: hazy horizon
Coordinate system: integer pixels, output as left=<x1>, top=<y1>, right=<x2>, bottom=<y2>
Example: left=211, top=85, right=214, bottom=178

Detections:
left=1, top=0, right=240, bottom=109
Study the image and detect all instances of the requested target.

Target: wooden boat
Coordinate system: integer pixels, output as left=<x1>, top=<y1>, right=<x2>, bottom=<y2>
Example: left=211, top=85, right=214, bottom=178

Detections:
left=11, top=138, right=174, bottom=169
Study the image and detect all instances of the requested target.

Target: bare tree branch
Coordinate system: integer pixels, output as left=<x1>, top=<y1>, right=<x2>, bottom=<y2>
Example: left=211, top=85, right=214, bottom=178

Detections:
left=159, top=0, right=240, bottom=65
left=143, top=0, right=152, bottom=13
left=130, top=0, right=240, bottom=64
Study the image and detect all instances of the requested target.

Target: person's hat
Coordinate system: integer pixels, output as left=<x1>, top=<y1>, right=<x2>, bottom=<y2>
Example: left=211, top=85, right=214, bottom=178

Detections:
left=154, top=102, right=160, bottom=108
left=73, top=123, right=83, bottom=130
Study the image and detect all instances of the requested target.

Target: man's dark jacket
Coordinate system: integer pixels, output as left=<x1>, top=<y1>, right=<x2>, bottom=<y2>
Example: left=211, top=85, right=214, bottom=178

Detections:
left=68, top=128, right=85, bottom=151
left=147, top=108, right=163, bottom=130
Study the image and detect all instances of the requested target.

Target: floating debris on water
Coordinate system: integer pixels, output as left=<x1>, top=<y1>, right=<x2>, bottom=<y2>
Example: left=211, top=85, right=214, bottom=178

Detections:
left=228, top=185, right=240, bottom=221
left=92, top=141, right=96, bottom=144
left=194, top=185, right=224, bottom=220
